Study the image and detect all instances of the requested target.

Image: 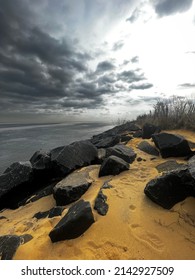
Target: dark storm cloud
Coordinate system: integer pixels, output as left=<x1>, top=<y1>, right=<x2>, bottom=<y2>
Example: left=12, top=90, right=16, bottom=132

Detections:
left=152, top=0, right=193, bottom=17
left=112, top=41, right=124, bottom=51
left=129, top=83, right=153, bottom=90
left=0, top=0, right=102, bottom=116
left=75, top=80, right=117, bottom=99
left=96, top=60, right=116, bottom=73
left=117, top=70, right=145, bottom=83
left=97, top=74, right=116, bottom=85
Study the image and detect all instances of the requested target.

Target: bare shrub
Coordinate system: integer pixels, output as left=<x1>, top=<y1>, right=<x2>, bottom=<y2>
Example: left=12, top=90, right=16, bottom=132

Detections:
left=136, top=96, right=195, bottom=130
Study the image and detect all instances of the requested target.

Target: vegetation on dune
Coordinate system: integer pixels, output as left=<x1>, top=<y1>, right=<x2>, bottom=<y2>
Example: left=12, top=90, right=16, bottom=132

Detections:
left=136, top=96, right=195, bottom=130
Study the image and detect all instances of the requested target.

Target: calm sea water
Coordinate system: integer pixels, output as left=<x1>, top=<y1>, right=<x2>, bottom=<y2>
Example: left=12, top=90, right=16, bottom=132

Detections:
left=0, top=122, right=113, bottom=174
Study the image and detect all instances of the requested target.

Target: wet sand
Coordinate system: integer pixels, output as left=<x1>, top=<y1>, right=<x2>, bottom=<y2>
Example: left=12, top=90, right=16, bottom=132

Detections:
left=0, top=129, right=195, bottom=260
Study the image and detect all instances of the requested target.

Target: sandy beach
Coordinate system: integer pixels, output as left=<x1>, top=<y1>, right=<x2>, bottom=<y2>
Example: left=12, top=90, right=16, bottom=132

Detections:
left=0, top=129, right=194, bottom=260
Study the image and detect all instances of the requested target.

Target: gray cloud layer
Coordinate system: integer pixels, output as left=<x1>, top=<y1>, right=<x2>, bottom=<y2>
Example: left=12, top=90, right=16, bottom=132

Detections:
left=0, top=0, right=155, bottom=121
left=152, top=0, right=193, bottom=16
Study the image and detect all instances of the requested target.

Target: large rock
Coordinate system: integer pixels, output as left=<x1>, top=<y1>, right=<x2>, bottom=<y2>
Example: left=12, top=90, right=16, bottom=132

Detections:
left=33, top=206, right=64, bottom=219
left=0, top=161, right=34, bottom=210
left=0, top=235, right=20, bottom=260
left=30, top=150, right=51, bottom=170
left=133, top=130, right=143, bottom=138
left=50, top=141, right=98, bottom=176
left=120, top=134, right=133, bottom=143
left=23, top=182, right=55, bottom=205
left=99, top=155, right=129, bottom=177
left=48, top=206, right=65, bottom=218
left=142, top=123, right=161, bottom=139
left=106, top=144, right=136, bottom=163
left=33, top=210, right=50, bottom=220
left=91, top=122, right=140, bottom=148
left=144, top=168, right=195, bottom=209
left=49, top=200, right=95, bottom=242
left=152, top=133, right=192, bottom=158
left=0, top=234, right=33, bottom=260
left=30, top=150, right=54, bottom=181
left=94, top=190, right=109, bottom=216
left=155, top=160, right=187, bottom=173
left=137, top=141, right=159, bottom=156
left=91, top=135, right=121, bottom=148
left=53, top=170, right=92, bottom=206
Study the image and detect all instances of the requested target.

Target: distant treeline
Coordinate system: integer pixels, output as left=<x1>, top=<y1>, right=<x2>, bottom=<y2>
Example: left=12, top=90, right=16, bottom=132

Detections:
left=136, top=96, right=195, bottom=130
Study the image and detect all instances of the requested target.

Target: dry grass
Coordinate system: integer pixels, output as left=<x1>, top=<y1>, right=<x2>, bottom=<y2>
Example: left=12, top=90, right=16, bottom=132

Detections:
left=136, top=96, right=195, bottom=130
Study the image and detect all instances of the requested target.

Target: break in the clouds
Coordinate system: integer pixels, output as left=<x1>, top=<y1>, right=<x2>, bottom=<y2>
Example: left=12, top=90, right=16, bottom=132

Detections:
left=0, top=0, right=195, bottom=123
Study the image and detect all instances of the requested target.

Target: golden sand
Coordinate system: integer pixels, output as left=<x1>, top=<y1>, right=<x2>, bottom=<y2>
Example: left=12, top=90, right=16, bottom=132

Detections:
left=0, top=130, right=195, bottom=260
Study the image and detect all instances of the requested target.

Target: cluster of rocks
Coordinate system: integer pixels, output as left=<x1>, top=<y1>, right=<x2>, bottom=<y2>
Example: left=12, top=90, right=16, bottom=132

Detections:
left=138, top=125, right=195, bottom=209
left=1, top=121, right=195, bottom=258
left=0, top=122, right=141, bottom=258
left=0, top=122, right=141, bottom=210
left=144, top=157, right=195, bottom=209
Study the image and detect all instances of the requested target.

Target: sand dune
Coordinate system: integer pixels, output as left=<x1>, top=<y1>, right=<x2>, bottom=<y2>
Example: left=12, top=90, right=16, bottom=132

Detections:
left=0, top=130, right=195, bottom=260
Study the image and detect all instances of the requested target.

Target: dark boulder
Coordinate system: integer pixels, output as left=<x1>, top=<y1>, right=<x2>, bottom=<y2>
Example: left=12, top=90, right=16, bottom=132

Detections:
left=144, top=168, right=195, bottom=209
left=0, top=234, right=33, bottom=260
left=19, top=234, right=33, bottom=245
left=0, top=161, right=34, bottom=210
left=94, top=190, right=108, bottom=216
left=120, top=134, right=133, bottom=143
left=142, top=123, right=161, bottom=139
left=152, top=133, right=192, bottom=158
left=137, top=141, right=159, bottom=156
left=99, top=155, right=129, bottom=177
left=155, top=160, right=187, bottom=173
left=23, top=182, right=55, bottom=205
left=33, top=210, right=50, bottom=219
left=0, top=235, right=21, bottom=260
left=30, top=150, right=54, bottom=182
left=106, top=144, right=136, bottom=163
left=53, top=171, right=92, bottom=206
left=30, top=150, right=51, bottom=170
left=49, top=200, right=95, bottom=242
left=33, top=206, right=65, bottom=219
left=110, top=122, right=140, bottom=134
left=48, top=206, right=65, bottom=218
left=91, top=135, right=121, bottom=148
left=133, top=130, right=143, bottom=138
left=93, top=122, right=140, bottom=139
left=91, top=122, right=140, bottom=148
left=50, top=140, right=98, bottom=176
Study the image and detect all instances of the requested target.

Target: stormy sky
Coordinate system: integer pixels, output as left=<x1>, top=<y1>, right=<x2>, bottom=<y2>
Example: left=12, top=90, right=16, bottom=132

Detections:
left=0, top=0, right=195, bottom=123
